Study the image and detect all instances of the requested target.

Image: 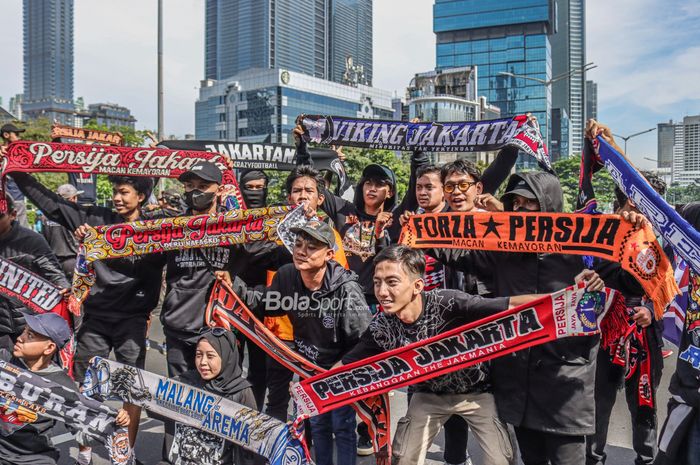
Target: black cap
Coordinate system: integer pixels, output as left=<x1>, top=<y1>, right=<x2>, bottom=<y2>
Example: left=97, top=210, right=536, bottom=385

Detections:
left=362, top=164, right=395, bottom=186
left=291, top=220, right=336, bottom=249
left=1, top=123, right=25, bottom=135
left=178, top=161, right=223, bottom=184
left=24, top=313, right=71, bottom=349
left=502, top=179, right=537, bottom=200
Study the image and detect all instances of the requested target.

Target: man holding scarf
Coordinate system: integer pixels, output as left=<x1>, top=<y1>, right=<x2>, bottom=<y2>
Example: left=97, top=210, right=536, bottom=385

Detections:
left=427, top=170, right=645, bottom=465
left=583, top=122, right=664, bottom=465
left=239, top=220, right=372, bottom=465
left=10, top=169, right=159, bottom=455
left=339, top=245, right=603, bottom=465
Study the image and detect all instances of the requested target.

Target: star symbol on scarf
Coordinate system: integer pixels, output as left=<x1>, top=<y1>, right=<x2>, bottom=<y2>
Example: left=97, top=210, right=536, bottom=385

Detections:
left=480, top=216, right=503, bottom=239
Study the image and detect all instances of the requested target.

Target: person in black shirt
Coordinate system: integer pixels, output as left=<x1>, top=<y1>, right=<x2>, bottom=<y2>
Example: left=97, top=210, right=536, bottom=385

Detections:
left=0, top=312, right=130, bottom=465
left=341, top=245, right=554, bottom=465
left=42, top=184, right=82, bottom=280
left=0, top=195, right=69, bottom=352
left=11, top=171, right=160, bottom=451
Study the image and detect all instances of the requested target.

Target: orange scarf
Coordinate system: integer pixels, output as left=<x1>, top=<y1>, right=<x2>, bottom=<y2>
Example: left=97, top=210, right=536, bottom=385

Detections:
left=400, top=211, right=679, bottom=315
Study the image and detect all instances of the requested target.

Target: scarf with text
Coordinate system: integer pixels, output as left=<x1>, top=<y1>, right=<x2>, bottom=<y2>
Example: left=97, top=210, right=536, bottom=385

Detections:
left=69, top=206, right=306, bottom=313
left=0, top=257, right=75, bottom=374
left=291, top=284, right=623, bottom=417
left=0, top=141, right=245, bottom=212
left=399, top=211, right=678, bottom=315
left=595, top=137, right=700, bottom=274
left=299, top=114, right=553, bottom=172
left=160, top=140, right=352, bottom=195
left=51, top=123, right=124, bottom=145
left=204, top=281, right=392, bottom=458
left=0, top=360, right=131, bottom=465
left=82, top=357, right=309, bottom=465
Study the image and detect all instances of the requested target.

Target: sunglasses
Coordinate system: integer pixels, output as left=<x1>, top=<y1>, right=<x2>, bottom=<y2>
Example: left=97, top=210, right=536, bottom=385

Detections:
left=443, top=181, right=478, bottom=194
left=200, top=327, right=227, bottom=336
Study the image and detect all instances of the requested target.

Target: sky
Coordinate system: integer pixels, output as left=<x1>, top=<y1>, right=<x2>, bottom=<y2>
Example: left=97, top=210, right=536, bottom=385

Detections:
left=1, top=0, right=699, bottom=170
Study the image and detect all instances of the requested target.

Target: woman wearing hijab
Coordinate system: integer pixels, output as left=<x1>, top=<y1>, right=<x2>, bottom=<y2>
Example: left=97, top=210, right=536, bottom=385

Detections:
left=158, top=329, right=258, bottom=465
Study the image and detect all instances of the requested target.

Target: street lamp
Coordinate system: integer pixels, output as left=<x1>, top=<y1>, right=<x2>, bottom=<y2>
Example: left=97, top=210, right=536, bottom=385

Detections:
left=498, top=62, right=597, bottom=87
left=612, top=128, right=656, bottom=155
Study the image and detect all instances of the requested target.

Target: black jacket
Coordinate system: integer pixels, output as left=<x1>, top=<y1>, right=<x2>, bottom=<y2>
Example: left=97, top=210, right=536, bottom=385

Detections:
left=253, top=261, right=372, bottom=369
left=11, top=173, right=162, bottom=322
left=430, top=171, right=598, bottom=435
left=0, top=350, right=77, bottom=465
left=0, top=223, right=69, bottom=338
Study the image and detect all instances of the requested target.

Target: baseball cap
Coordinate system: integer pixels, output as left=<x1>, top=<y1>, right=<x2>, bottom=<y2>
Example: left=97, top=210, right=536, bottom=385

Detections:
left=178, top=161, right=223, bottom=184
left=0, top=123, right=26, bottom=134
left=362, top=164, right=395, bottom=186
left=502, top=178, right=537, bottom=200
left=56, top=184, right=84, bottom=199
left=24, top=313, right=71, bottom=349
left=291, top=220, right=336, bottom=249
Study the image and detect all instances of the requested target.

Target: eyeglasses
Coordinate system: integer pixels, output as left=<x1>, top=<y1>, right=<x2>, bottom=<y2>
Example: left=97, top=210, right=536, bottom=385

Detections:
left=443, top=181, right=478, bottom=194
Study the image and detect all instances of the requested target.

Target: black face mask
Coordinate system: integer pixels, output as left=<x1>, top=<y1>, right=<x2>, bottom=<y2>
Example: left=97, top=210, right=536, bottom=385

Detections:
left=184, top=189, right=216, bottom=211
left=242, top=188, right=268, bottom=209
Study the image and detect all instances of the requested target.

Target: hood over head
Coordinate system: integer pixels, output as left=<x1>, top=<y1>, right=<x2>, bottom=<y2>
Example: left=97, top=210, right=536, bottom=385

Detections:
left=501, top=171, right=564, bottom=213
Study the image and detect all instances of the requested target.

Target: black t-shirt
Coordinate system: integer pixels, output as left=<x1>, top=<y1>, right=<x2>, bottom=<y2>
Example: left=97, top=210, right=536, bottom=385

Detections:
left=343, top=289, right=509, bottom=394
left=0, top=353, right=76, bottom=465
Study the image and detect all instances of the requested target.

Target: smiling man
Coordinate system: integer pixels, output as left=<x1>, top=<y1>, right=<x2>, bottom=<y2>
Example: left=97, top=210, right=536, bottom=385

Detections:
left=340, top=245, right=552, bottom=465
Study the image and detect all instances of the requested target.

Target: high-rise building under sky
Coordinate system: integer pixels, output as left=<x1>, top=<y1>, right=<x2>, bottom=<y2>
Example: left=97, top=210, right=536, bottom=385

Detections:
left=22, top=0, right=75, bottom=123
left=434, top=0, right=555, bottom=151
left=205, top=0, right=373, bottom=85
left=551, top=0, right=586, bottom=156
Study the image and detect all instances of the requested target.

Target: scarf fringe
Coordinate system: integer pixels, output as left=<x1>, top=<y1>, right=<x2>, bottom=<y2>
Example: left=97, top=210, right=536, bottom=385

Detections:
left=600, top=293, right=629, bottom=350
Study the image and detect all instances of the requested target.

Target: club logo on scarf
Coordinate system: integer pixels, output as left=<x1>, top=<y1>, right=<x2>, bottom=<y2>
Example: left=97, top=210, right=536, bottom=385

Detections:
left=51, top=123, right=124, bottom=145
left=400, top=211, right=678, bottom=314
left=342, top=221, right=377, bottom=262
left=575, top=292, right=603, bottom=333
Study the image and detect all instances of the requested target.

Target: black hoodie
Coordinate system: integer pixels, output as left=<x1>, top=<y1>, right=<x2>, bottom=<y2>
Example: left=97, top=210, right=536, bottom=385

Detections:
left=11, top=173, right=162, bottom=322
left=0, top=222, right=69, bottom=338
left=429, top=172, right=599, bottom=435
left=319, top=173, right=395, bottom=304
left=255, top=260, right=372, bottom=369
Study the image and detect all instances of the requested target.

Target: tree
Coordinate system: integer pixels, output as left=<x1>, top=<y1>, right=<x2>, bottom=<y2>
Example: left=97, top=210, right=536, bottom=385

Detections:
left=552, top=155, right=617, bottom=213
left=667, top=182, right=700, bottom=207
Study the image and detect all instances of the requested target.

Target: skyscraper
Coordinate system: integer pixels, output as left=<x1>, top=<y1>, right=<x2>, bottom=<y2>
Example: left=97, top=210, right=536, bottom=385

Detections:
left=585, top=80, right=597, bottom=121
left=433, top=0, right=556, bottom=152
left=205, top=0, right=372, bottom=85
left=22, top=0, right=75, bottom=124
left=657, top=120, right=676, bottom=169
left=551, top=0, right=586, bottom=155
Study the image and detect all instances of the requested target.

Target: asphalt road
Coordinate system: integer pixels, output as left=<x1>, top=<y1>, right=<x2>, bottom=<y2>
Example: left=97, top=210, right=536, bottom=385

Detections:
left=55, top=318, right=677, bottom=465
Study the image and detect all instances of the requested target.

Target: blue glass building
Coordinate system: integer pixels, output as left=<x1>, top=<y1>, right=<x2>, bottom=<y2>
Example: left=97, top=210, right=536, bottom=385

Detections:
left=196, top=69, right=393, bottom=142
left=434, top=0, right=555, bottom=153
left=205, top=0, right=373, bottom=85
left=22, top=0, right=76, bottom=124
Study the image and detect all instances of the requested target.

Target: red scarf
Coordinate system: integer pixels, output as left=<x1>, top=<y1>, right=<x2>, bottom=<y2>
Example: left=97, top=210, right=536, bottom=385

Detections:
left=291, top=284, right=625, bottom=417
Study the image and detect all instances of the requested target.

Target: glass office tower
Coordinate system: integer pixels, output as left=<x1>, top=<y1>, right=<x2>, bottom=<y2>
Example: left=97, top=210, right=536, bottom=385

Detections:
left=205, top=0, right=372, bottom=85
left=22, top=0, right=76, bottom=123
left=434, top=0, right=555, bottom=152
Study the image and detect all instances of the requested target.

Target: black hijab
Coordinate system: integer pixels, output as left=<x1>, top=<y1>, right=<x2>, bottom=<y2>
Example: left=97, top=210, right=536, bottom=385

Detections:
left=182, top=329, right=250, bottom=397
